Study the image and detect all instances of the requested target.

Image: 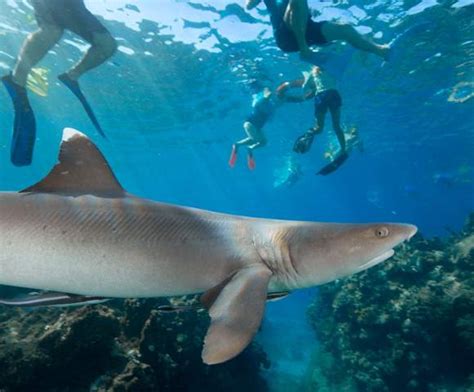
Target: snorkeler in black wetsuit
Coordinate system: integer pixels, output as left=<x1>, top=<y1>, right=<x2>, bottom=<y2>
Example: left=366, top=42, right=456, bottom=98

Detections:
left=245, top=0, right=390, bottom=61
left=2, top=0, right=116, bottom=166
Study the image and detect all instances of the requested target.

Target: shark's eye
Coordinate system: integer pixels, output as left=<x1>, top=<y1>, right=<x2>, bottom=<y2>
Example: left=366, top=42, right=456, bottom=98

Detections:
left=376, top=227, right=389, bottom=238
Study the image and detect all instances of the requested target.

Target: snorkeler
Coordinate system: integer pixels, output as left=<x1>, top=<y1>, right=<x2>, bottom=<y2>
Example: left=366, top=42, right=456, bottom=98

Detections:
left=229, top=87, right=279, bottom=170
left=2, top=0, right=116, bottom=166
left=283, top=65, right=348, bottom=174
left=245, top=0, right=389, bottom=61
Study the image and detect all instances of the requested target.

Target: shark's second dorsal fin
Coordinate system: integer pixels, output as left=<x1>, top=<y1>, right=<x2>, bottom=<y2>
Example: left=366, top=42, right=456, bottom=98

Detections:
left=21, top=128, right=125, bottom=197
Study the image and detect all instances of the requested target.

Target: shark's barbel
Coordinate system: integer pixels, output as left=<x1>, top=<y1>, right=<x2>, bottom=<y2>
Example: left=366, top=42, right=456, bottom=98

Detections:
left=0, top=129, right=417, bottom=364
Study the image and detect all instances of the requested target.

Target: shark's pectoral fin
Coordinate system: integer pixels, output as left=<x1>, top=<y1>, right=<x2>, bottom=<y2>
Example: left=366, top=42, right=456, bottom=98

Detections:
left=0, top=291, right=109, bottom=307
left=202, top=264, right=272, bottom=365
left=200, top=272, right=236, bottom=310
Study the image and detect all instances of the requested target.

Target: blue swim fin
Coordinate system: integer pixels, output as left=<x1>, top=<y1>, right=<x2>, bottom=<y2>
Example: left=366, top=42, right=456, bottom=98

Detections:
left=317, top=151, right=349, bottom=175
left=2, top=74, right=36, bottom=166
left=58, top=73, right=106, bottom=138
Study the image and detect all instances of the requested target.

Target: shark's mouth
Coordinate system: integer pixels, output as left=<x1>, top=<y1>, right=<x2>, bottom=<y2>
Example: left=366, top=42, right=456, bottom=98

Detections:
left=355, top=249, right=395, bottom=272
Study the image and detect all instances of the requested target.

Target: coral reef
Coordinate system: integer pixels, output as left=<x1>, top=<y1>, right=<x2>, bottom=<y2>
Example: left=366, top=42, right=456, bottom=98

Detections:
left=0, top=297, right=269, bottom=391
left=308, top=214, right=474, bottom=392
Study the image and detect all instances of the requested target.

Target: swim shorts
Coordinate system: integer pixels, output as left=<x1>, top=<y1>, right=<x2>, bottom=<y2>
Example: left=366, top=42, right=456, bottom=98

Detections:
left=264, top=0, right=328, bottom=52
left=314, top=89, right=342, bottom=114
left=31, top=0, right=109, bottom=43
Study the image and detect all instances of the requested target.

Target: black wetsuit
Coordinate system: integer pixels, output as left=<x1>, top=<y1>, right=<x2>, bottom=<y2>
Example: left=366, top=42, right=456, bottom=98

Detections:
left=263, top=0, right=328, bottom=52
left=314, top=89, right=342, bottom=114
left=31, top=0, right=109, bottom=43
left=246, top=93, right=275, bottom=129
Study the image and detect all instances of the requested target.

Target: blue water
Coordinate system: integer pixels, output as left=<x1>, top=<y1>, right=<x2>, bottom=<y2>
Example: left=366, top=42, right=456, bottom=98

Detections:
left=0, top=0, right=473, bottom=389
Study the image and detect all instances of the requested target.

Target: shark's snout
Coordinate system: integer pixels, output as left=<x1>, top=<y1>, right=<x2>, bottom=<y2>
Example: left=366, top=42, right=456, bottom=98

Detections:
left=406, top=224, right=418, bottom=240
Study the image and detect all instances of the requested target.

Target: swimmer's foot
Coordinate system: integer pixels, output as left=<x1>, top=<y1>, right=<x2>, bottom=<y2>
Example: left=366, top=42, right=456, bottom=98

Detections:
left=58, top=73, right=106, bottom=138
left=2, top=74, right=36, bottom=166
left=247, top=150, right=256, bottom=170
left=229, top=145, right=238, bottom=168
left=293, top=128, right=317, bottom=154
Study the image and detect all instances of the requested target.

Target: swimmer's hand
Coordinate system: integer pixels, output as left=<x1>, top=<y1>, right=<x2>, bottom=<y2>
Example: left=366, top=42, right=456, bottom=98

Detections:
left=245, top=0, right=261, bottom=10
left=293, top=129, right=317, bottom=154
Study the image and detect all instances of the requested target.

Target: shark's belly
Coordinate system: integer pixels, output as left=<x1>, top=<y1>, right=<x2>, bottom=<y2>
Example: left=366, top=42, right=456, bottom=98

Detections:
left=0, top=194, right=244, bottom=297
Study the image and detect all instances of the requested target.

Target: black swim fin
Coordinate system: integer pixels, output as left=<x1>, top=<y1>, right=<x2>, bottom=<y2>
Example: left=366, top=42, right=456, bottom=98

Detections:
left=317, top=151, right=349, bottom=175
left=58, top=73, right=106, bottom=138
left=0, top=291, right=109, bottom=307
left=2, top=74, right=36, bottom=166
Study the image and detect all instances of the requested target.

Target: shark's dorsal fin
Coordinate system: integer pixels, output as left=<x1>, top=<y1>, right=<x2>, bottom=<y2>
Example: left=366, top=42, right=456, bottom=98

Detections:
left=21, top=128, right=125, bottom=197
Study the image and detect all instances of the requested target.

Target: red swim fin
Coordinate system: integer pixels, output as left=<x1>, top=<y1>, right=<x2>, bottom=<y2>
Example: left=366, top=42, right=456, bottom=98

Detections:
left=228, top=145, right=237, bottom=168
left=247, top=152, right=256, bottom=170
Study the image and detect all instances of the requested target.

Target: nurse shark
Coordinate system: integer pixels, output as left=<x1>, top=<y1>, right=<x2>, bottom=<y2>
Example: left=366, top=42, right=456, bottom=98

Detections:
left=0, top=129, right=417, bottom=364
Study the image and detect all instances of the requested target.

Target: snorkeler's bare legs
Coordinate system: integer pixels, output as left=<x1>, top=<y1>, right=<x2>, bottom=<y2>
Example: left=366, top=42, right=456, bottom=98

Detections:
left=284, top=0, right=312, bottom=58
left=321, top=22, right=389, bottom=60
left=235, top=122, right=267, bottom=149
left=66, top=32, right=117, bottom=81
left=12, top=25, right=63, bottom=87
left=329, top=106, right=346, bottom=153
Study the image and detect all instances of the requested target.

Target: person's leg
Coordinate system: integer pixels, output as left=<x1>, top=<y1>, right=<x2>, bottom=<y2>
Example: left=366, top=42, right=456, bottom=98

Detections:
left=235, top=122, right=259, bottom=147
left=245, top=122, right=266, bottom=169
left=66, top=32, right=117, bottom=81
left=235, top=137, right=253, bottom=147
left=313, top=109, right=326, bottom=134
left=284, top=0, right=311, bottom=57
left=329, top=106, right=346, bottom=153
left=247, top=130, right=267, bottom=150
left=321, top=22, right=389, bottom=60
left=12, top=25, right=63, bottom=87
left=230, top=122, right=256, bottom=167
left=245, top=0, right=261, bottom=10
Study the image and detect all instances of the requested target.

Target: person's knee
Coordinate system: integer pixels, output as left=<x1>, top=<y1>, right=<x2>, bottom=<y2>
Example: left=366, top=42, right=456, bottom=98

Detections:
left=336, top=23, right=356, bottom=38
left=322, top=22, right=353, bottom=41
left=243, top=121, right=252, bottom=131
left=93, top=32, right=117, bottom=58
left=32, top=25, right=63, bottom=43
